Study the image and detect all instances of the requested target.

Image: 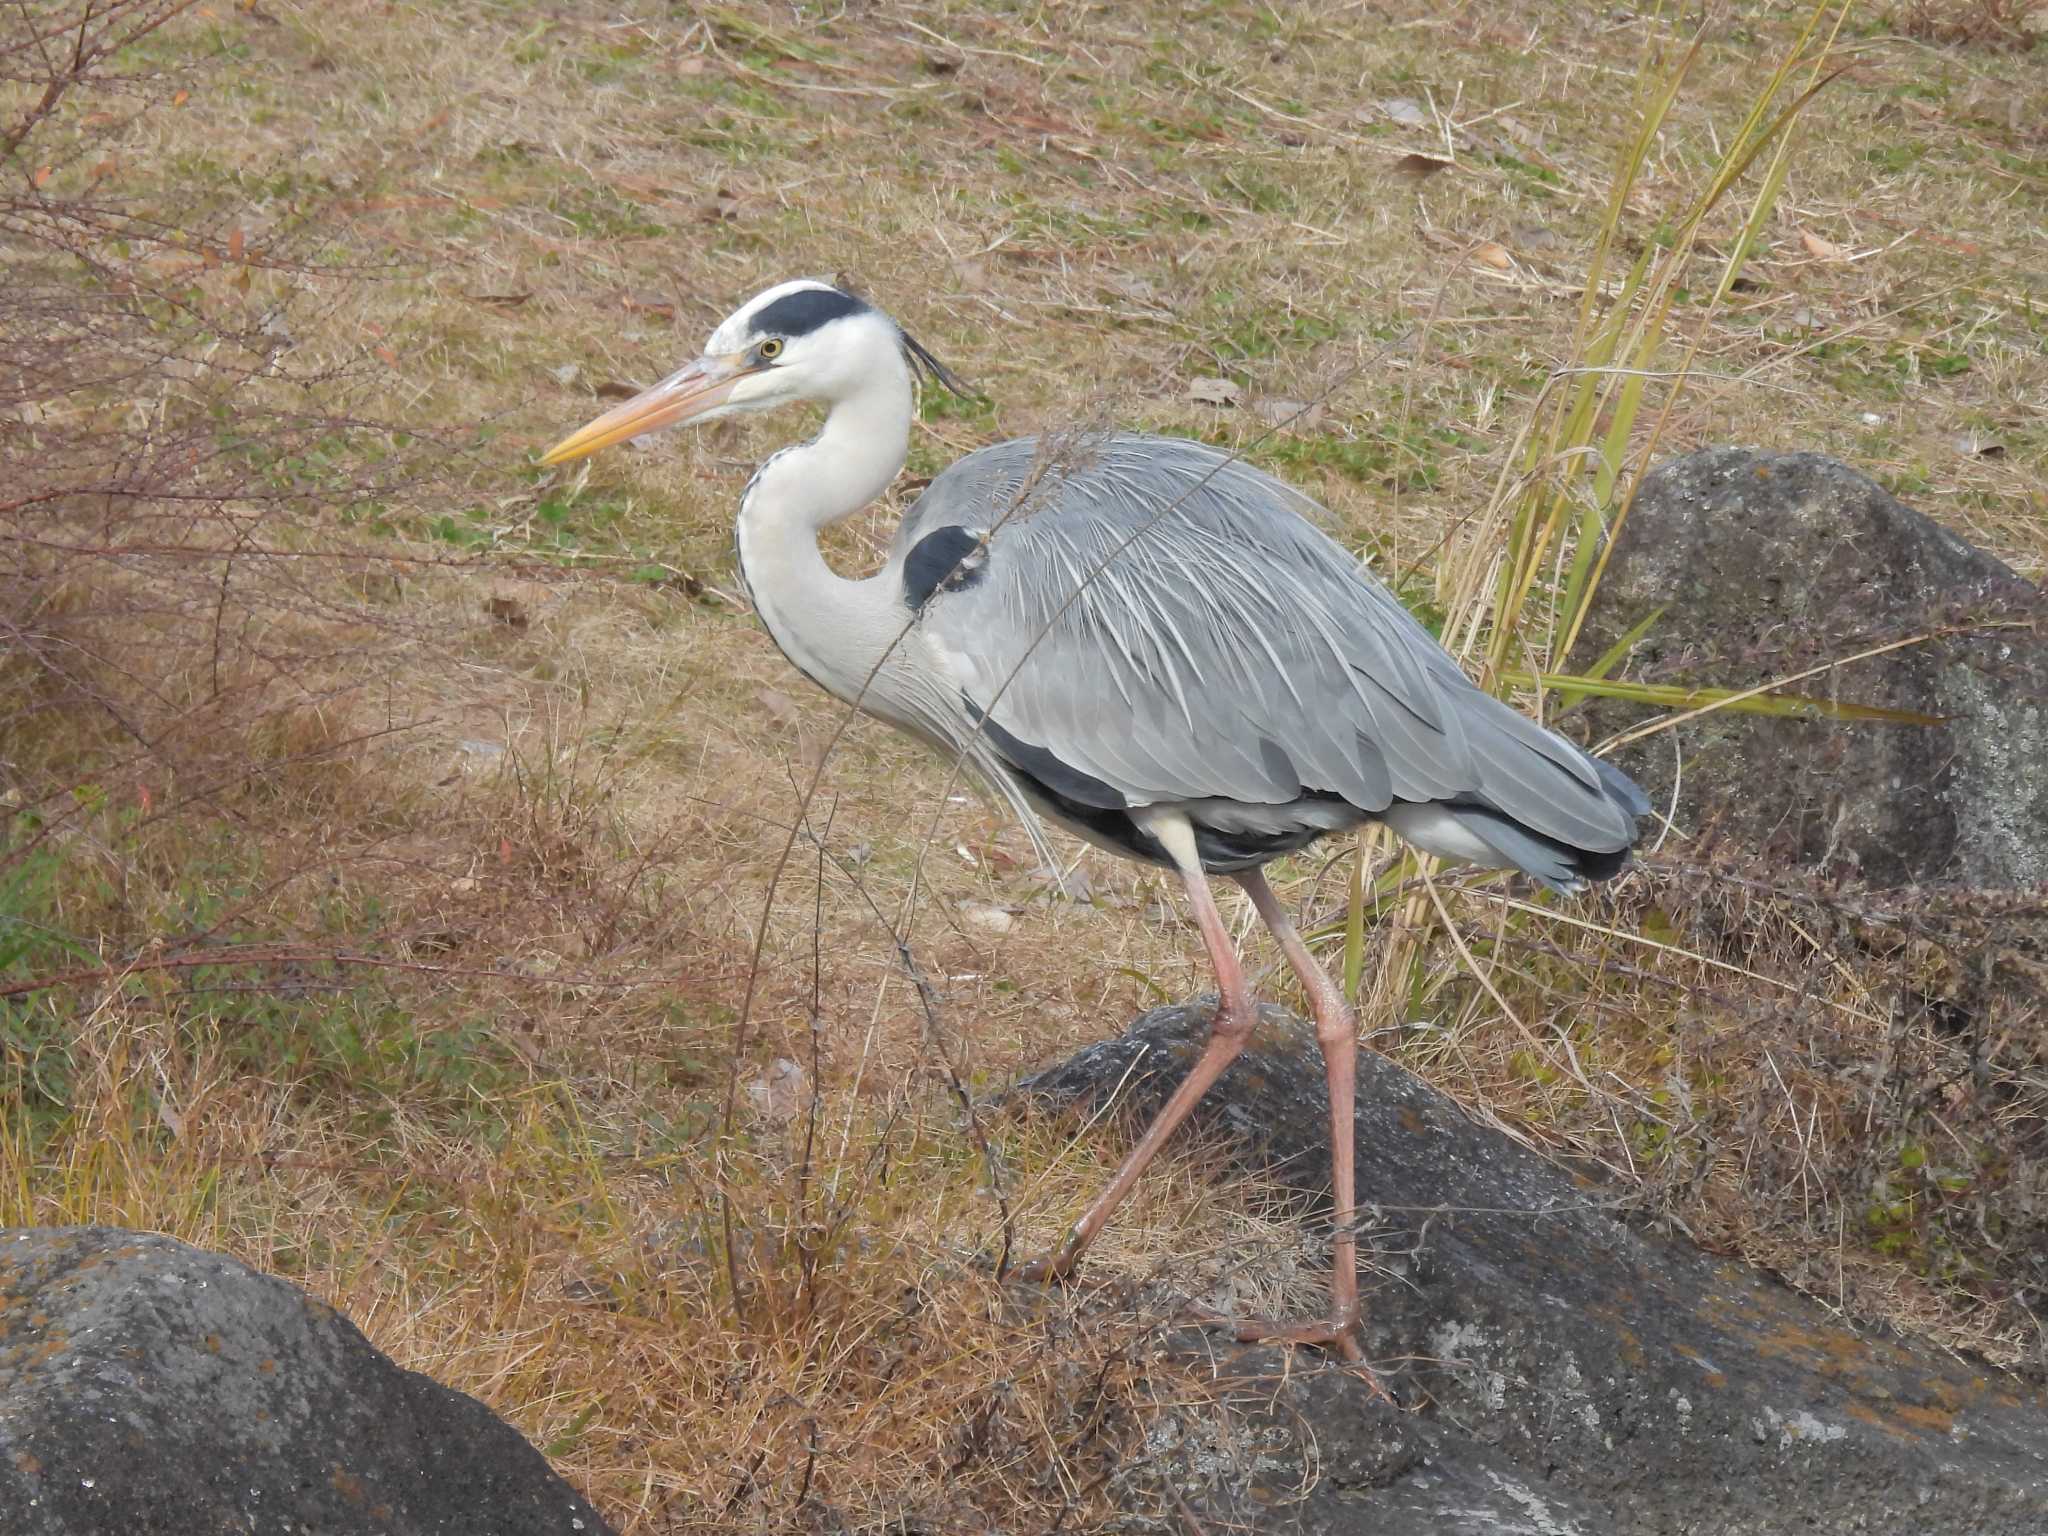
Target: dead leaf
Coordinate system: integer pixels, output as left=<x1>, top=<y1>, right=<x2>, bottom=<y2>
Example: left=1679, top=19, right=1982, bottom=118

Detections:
left=31, top=165, right=50, bottom=188
left=485, top=595, right=528, bottom=630
left=1472, top=241, right=1513, bottom=270
left=1188, top=376, right=1243, bottom=408
left=172, top=89, right=190, bottom=107
left=755, top=688, right=802, bottom=726
left=674, top=54, right=707, bottom=76
left=1392, top=152, right=1454, bottom=179
left=698, top=188, right=746, bottom=222
left=977, top=840, right=1024, bottom=871
left=747, top=1058, right=808, bottom=1125
left=1034, top=864, right=1094, bottom=902
left=962, top=902, right=1015, bottom=935
left=1252, top=397, right=1325, bottom=431
left=698, top=419, right=742, bottom=454
left=373, top=344, right=399, bottom=369
left=615, top=292, right=675, bottom=317
left=1953, top=433, right=2005, bottom=459
left=1511, top=221, right=1564, bottom=252
left=1378, top=97, right=1428, bottom=127
left=1799, top=229, right=1847, bottom=262
left=228, top=227, right=245, bottom=262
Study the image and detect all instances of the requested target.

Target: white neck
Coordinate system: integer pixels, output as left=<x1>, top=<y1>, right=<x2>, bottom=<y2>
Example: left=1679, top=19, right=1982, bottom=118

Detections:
left=733, top=364, right=916, bottom=714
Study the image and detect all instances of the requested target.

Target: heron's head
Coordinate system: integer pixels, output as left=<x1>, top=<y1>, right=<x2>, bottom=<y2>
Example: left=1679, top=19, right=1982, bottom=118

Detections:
left=539, top=279, right=971, bottom=467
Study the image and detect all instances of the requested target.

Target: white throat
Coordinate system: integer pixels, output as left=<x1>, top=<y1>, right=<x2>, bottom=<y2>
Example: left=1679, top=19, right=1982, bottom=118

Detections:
left=732, top=360, right=917, bottom=714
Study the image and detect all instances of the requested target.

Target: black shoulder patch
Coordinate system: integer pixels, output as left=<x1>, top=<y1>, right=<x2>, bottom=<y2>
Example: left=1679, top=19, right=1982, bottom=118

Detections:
left=902, top=525, right=987, bottom=611
left=965, top=701, right=1128, bottom=810
left=750, top=286, right=869, bottom=339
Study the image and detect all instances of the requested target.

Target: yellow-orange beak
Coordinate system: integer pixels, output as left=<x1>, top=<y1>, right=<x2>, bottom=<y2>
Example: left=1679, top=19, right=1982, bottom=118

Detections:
left=538, top=355, right=753, bottom=467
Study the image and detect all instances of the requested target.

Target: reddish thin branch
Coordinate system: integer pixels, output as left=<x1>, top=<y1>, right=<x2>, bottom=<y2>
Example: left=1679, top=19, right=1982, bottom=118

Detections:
left=0, top=1, right=199, bottom=162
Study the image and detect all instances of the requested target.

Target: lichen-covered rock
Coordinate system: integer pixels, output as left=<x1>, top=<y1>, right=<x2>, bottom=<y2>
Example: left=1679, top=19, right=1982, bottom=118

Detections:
left=1119, top=1345, right=1619, bottom=1535
left=0, top=1227, right=613, bottom=1536
left=1571, top=447, right=2046, bottom=887
left=1022, top=1003, right=2048, bottom=1534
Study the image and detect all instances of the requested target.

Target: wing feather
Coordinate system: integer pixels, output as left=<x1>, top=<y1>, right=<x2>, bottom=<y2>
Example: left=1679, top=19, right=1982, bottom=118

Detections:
left=898, top=433, right=1636, bottom=852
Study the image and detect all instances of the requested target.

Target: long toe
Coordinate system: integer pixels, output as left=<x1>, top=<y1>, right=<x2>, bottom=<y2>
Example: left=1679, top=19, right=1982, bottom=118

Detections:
left=1193, top=1309, right=1394, bottom=1402
left=1232, top=1313, right=1362, bottom=1357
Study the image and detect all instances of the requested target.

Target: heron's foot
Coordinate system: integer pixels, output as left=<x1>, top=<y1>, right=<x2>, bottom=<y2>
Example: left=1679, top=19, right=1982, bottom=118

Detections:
left=1184, top=1306, right=1394, bottom=1402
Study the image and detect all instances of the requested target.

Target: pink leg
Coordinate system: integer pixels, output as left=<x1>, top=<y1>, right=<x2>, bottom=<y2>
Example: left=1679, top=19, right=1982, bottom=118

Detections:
left=1233, top=868, right=1385, bottom=1392
left=1011, top=823, right=1256, bottom=1283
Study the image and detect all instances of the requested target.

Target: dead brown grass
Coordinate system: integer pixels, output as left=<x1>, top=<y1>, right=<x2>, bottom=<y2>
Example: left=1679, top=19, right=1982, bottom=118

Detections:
left=3, top=0, right=2046, bottom=1530
left=1895, top=0, right=2048, bottom=49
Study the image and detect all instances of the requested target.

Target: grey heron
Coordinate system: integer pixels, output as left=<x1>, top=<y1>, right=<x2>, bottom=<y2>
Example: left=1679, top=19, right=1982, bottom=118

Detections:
left=541, top=279, right=1649, bottom=1366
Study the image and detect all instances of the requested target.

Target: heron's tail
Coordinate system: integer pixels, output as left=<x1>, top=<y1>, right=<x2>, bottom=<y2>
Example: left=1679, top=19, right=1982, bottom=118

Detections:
left=1383, top=755, right=1651, bottom=894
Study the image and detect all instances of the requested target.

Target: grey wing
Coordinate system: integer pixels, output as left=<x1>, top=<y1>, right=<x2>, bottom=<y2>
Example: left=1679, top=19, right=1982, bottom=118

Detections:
left=896, top=433, right=1640, bottom=858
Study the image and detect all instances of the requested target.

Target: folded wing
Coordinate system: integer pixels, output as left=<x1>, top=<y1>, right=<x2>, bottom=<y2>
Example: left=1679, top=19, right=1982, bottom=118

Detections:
left=897, top=433, right=1645, bottom=875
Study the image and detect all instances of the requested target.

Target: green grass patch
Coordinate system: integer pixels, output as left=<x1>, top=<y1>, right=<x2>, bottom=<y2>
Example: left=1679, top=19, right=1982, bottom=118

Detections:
left=549, top=185, right=668, bottom=240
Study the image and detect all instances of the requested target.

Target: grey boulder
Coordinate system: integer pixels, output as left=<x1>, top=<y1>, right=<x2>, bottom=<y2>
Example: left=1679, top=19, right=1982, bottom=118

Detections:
left=1572, top=447, right=2045, bottom=887
left=0, top=1226, right=614, bottom=1536
left=1019, top=1002, right=2048, bottom=1534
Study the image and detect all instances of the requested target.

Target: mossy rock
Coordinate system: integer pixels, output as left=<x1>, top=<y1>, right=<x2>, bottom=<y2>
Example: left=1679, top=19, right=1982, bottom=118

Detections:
left=1571, top=448, right=2046, bottom=887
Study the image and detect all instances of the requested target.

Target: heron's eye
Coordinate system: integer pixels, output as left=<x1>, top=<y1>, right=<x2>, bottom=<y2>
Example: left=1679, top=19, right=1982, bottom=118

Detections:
left=757, top=338, right=784, bottom=361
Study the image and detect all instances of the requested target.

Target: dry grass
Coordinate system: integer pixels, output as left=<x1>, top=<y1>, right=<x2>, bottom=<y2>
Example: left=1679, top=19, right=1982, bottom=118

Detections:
left=1896, top=0, right=2048, bottom=49
left=3, top=0, right=2046, bottom=1530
